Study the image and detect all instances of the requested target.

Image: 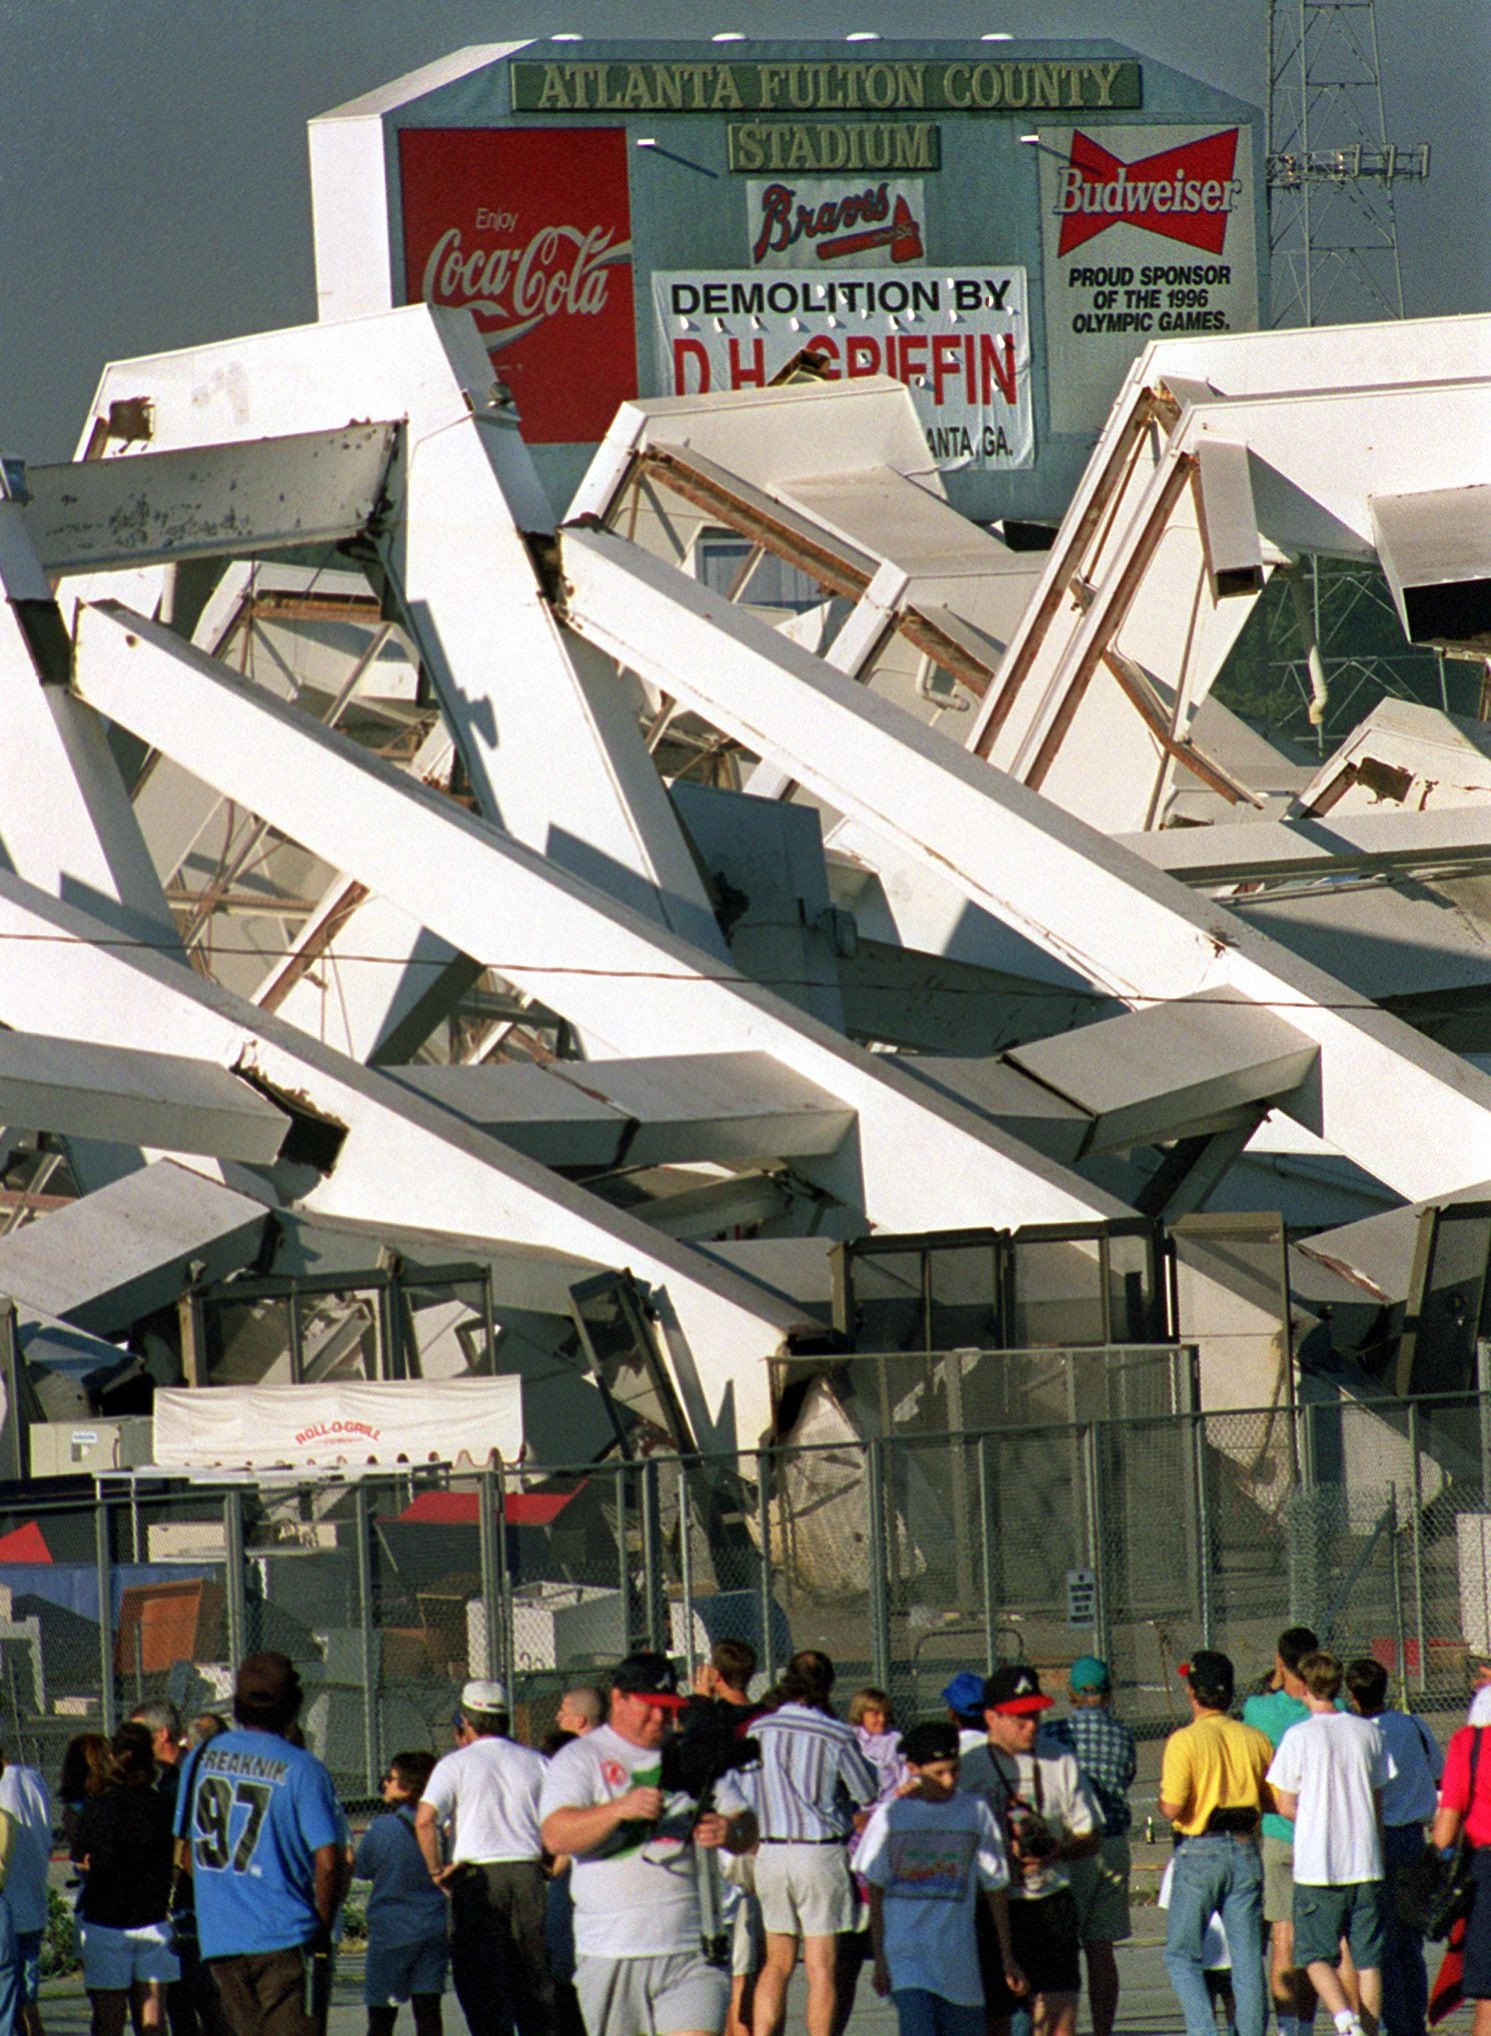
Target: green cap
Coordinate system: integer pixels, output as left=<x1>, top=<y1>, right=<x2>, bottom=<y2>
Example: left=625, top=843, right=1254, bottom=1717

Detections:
left=1070, top=1654, right=1111, bottom=1692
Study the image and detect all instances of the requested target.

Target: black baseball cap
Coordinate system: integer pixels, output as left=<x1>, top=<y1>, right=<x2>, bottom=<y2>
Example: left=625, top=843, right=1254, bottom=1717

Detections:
left=982, top=1664, right=1054, bottom=1716
left=1181, top=1649, right=1235, bottom=1698
left=611, top=1651, right=687, bottom=1708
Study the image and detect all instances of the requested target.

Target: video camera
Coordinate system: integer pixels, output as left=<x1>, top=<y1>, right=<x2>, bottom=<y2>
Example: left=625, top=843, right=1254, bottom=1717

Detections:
left=658, top=1718, right=760, bottom=1802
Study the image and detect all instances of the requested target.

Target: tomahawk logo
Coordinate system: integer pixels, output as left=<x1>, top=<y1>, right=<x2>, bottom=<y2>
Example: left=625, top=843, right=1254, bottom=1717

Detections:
left=1054, top=128, right=1243, bottom=257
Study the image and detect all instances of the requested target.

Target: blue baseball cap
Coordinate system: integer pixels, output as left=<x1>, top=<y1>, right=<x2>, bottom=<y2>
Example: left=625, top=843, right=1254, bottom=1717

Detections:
left=1070, top=1655, right=1111, bottom=1692
left=941, top=1671, right=987, bottom=1722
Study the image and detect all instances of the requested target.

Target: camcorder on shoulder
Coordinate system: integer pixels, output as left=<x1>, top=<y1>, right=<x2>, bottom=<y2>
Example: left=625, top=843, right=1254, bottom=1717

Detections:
left=658, top=1719, right=761, bottom=1804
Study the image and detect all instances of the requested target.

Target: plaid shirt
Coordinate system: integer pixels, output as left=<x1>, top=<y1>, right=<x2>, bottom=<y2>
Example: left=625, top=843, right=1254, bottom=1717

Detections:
left=1046, top=1706, right=1137, bottom=1835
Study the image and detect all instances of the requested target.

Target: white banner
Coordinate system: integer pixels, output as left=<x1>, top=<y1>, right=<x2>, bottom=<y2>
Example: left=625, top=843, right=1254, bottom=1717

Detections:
left=744, top=177, right=927, bottom=269
left=653, top=267, right=1033, bottom=472
left=152, top=1380, right=525, bottom=1472
left=1038, top=123, right=1260, bottom=434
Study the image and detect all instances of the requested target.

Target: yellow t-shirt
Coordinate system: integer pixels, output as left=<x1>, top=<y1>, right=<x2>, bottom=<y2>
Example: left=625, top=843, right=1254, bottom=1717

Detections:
left=1160, top=1713, right=1273, bottom=1837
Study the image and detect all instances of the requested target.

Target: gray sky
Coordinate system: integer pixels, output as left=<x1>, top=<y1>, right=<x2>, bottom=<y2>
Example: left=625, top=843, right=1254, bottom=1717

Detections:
left=0, top=0, right=1483, bottom=462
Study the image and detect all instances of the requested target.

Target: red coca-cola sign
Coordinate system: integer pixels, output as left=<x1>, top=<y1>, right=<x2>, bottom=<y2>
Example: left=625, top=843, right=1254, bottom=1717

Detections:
left=400, top=127, right=637, bottom=443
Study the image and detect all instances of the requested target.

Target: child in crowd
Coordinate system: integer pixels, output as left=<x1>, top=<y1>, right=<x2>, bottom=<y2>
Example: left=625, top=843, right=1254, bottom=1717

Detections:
left=851, top=1687, right=908, bottom=1805
left=857, top=1719, right=1025, bottom=2036
left=352, top=1751, right=449, bottom=2036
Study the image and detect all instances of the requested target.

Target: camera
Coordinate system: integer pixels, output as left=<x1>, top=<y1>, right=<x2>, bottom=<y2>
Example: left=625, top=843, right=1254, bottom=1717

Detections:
left=658, top=1721, right=760, bottom=1801
left=1011, top=1806, right=1059, bottom=1860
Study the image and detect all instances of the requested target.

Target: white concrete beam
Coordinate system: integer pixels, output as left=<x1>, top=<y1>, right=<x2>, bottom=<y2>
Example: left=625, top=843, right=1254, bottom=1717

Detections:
left=73, top=599, right=1128, bottom=1234
left=24, top=425, right=397, bottom=575
left=557, top=523, right=1491, bottom=1205
left=0, top=1033, right=290, bottom=1162
left=78, top=308, right=726, bottom=962
left=0, top=869, right=813, bottom=1449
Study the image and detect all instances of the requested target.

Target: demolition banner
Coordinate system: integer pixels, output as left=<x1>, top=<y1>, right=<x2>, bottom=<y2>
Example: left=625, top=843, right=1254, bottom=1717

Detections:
left=1038, top=123, right=1260, bottom=433
left=652, top=267, right=1033, bottom=471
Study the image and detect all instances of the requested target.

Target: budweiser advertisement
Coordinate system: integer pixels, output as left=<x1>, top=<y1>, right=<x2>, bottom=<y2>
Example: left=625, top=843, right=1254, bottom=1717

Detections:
left=400, top=127, right=637, bottom=444
left=1037, top=124, right=1259, bottom=433
left=653, top=268, right=1033, bottom=473
left=745, top=178, right=927, bottom=269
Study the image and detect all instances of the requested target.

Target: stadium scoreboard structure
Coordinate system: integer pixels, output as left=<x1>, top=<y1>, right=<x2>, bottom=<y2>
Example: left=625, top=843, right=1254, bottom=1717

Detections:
left=311, top=38, right=1265, bottom=521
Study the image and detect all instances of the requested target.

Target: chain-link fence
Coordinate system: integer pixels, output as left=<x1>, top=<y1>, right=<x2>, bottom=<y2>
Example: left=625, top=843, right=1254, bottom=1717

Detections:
left=6, top=1377, right=1491, bottom=1798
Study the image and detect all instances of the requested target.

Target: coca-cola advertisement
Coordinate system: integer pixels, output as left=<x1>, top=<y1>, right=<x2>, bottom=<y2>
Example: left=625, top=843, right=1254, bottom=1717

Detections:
left=399, top=127, right=637, bottom=443
left=1036, top=124, right=1259, bottom=433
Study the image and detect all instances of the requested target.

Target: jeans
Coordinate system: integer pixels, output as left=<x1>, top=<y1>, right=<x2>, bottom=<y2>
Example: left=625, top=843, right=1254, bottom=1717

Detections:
left=1164, top=1836, right=1266, bottom=2036
left=892, top=1992, right=984, bottom=2036
left=1380, top=1822, right=1429, bottom=2036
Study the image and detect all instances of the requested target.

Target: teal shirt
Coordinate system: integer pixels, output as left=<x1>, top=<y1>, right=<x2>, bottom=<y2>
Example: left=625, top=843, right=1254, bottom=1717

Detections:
left=1243, top=1689, right=1309, bottom=1842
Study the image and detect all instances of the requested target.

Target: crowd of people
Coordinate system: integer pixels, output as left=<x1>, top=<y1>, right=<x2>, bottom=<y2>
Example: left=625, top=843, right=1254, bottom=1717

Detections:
left=6, top=1629, right=1491, bottom=2036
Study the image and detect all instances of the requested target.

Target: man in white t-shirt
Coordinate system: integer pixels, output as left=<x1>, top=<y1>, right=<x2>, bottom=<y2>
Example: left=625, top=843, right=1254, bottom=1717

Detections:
left=540, top=1652, right=744, bottom=2036
left=1266, top=1652, right=1392, bottom=2036
left=0, top=1746, right=50, bottom=2036
left=417, top=1678, right=553, bottom=2036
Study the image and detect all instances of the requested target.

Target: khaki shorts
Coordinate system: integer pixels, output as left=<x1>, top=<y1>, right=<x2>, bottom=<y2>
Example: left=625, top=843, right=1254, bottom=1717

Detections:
left=575, top=1952, right=729, bottom=2036
left=755, top=1843, right=858, bottom=1938
left=1064, top=1835, right=1132, bottom=1945
left=1263, top=1835, right=1296, bottom=1925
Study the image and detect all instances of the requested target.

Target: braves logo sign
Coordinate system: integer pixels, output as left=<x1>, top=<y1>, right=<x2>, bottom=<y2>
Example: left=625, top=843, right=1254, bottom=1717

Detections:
left=1054, top=128, right=1242, bottom=257
left=747, top=177, right=926, bottom=270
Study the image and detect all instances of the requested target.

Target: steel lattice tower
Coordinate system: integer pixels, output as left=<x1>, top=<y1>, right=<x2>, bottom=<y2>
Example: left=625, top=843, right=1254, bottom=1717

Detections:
left=1266, top=0, right=1429, bottom=326
left=1259, top=0, right=1440, bottom=745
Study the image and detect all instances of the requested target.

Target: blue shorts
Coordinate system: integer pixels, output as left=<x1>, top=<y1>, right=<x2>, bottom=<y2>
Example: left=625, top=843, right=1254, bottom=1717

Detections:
left=364, top=1935, right=449, bottom=2007
left=14, top=1931, right=40, bottom=2005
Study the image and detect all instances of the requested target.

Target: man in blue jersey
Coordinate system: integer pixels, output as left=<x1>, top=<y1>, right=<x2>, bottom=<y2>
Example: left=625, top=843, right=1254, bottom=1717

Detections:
left=176, top=1652, right=349, bottom=2036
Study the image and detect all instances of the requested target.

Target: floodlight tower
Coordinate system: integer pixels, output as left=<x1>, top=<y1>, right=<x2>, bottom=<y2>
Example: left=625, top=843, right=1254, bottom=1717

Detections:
left=1266, top=0, right=1430, bottom=326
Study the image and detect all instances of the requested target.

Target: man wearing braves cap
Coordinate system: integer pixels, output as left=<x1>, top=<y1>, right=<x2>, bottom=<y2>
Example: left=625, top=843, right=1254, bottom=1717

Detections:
left=540, top=1652, right=744, bottom=2036
left=1159, top=1650, right=1273, bottom=2036
left=175, top=1652, right=348, bottom=2036
left=959, top=1666, right=1099, bottom=2036
left=416, top=1678, right=552, bottom=2036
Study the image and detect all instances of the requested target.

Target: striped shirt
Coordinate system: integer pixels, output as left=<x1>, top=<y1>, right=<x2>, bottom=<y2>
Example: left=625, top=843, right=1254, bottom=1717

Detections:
left=720, top=1703, right=878, bottom=1841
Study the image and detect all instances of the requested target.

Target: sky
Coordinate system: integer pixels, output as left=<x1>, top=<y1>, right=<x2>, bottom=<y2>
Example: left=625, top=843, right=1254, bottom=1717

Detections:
left=0, top=0, right=1483, bottom=463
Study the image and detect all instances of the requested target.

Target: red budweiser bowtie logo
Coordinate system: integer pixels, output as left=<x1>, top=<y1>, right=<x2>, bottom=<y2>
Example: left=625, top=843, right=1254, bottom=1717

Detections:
left=1055, top=128, right=1242, bottom=258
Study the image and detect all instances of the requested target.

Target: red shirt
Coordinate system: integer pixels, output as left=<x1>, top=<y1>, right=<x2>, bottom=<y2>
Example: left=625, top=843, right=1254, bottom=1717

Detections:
left=1439, top=1727, right=1491, bottom=1846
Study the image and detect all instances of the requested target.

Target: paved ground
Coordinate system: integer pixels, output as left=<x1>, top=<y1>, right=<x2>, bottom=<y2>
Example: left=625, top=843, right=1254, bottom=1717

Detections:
left=30, top=1929, right=1197, bottom=2036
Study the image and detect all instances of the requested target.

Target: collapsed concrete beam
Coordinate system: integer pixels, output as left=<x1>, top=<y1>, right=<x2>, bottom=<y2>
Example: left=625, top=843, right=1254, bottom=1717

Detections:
left=557, top=524, right=1491, bottom=1205
left=72, top=599, right=1128, bottom=1234
left=0, top=1032, right=291, bottom=1163
left=0, top=1160, right=271, bottom=1336
left=0, top=870, right=828, bottom=1449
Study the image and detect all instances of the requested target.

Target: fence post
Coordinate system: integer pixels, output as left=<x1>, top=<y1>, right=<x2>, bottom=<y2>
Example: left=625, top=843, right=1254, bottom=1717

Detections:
left=1389, top=1482, right=1411, bottom=1710
left=1478, top=1344, right=1491, bottom=1498
left=222, top=1488, right=248, bottom=1669
left=640, top=1458, right=666, bottom=1653
left=493, top=1458, right=514, bottom=1691
left=95, top=1489, right=116, bottom=1734
left=1192, top=1411, right=1214, bottom=1649
left=354, top=1482, right=380, bottom=1795
left=866, top=1438, right=892, bottom=1692
left=478, top=1467, right=502, bottom=1682
left=616, top=1465, right=633, bottom=1649
left=1083, top=1425, right=1112, bottom=1669
left=757, top=1452, right=777, bottom=1689
left=677, top=1462, right=698, bottom=1682
left=978, top=1435, right=999, bottom=1675
left=1408, top=1401, right=1428, bottom=1694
